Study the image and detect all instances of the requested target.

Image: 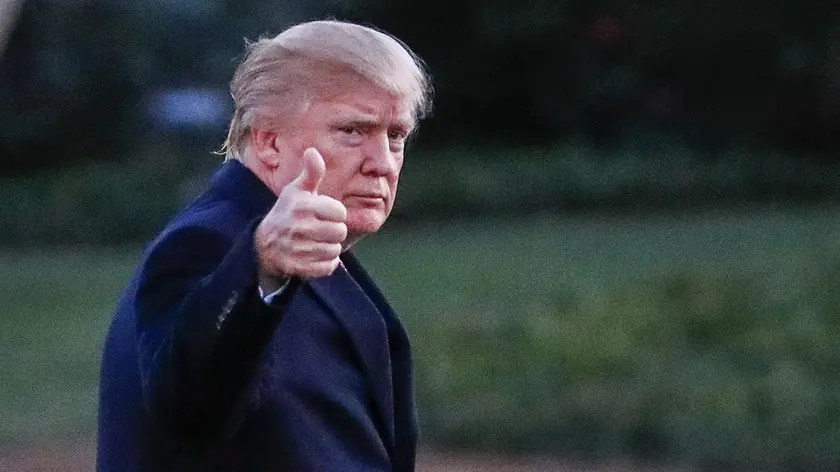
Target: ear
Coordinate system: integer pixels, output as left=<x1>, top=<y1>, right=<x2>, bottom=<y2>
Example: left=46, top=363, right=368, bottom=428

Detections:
left=250, top=128, right=282, bottom=168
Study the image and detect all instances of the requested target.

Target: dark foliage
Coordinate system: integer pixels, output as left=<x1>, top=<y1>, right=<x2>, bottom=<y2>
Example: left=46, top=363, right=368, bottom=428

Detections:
left=3, top=0, right=840, bottom=175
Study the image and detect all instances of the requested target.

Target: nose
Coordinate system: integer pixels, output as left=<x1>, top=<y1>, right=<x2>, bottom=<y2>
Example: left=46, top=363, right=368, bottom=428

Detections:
left=361, top=133, right=399, bottom=177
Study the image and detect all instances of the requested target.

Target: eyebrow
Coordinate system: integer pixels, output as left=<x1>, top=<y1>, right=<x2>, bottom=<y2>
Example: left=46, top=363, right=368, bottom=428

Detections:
left=333, top=116, right=415, bottom=134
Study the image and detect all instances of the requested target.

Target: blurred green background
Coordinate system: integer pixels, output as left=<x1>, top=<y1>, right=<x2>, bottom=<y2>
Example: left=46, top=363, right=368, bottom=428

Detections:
left=3, top=1, right=840, bottom=470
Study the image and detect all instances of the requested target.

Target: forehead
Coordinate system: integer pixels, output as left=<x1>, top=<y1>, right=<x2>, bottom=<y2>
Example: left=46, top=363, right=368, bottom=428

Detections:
left=316, top=85, right=415, bottom=128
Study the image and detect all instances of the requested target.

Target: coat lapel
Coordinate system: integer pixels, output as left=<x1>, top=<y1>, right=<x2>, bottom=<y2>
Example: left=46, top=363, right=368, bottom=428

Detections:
left=307, top=265, right=395, bottom=451
left=341, top=253, right=417, bottom=471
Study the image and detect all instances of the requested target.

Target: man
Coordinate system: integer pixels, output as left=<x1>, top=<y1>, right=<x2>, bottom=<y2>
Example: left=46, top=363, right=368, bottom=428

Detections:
left=97, top=20, right=432, bottom=472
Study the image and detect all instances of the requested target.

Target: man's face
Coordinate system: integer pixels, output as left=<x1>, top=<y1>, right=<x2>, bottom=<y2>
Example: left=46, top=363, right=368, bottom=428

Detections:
left=272, top=79, right=415, bottom=243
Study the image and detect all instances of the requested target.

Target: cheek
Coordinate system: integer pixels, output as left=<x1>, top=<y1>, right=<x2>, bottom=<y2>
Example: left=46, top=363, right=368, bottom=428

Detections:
left=320, top=154, right=357, bottom=197
left=390, top=175, right=400, bottom=198
left=389, top=174, right=400, bottom=198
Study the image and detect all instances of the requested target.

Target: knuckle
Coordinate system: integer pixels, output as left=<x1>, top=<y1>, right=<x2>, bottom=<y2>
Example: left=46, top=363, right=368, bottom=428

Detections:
left=291, top=193, right=314, bottom=210
left=314, top=196, right=344, bottom=220
left=322, top=260, right=339, bottom=275
left=278, top=253, right=340, bottom=278
left=291, top=205, right=311, bottom=219
left=331, top=201, right=348, bottom=220
left=309, top=260, right=334, bottom=278
left=288, top=221, right=308, bottom=239
left=329, top=243, right=343, bottom=258
left=278, top=234, right=296, bottom=252
left=273, top=257, right=295, bottom=277
left=301, top=265, right=326, bottom=279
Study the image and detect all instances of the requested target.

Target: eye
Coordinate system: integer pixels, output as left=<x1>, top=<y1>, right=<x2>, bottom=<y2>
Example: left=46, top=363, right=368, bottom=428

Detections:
left=388, top=130, right=407, bottom=142
left=389, top=136, right=407, bottom=153
left=339, top=126, right=361, bottom=136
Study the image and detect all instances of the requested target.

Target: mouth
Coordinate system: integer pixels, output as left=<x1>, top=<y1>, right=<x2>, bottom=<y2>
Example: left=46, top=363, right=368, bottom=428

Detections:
left=346, top=194, right=387, bottom=207
left=350, top=191, right=387, bottom=199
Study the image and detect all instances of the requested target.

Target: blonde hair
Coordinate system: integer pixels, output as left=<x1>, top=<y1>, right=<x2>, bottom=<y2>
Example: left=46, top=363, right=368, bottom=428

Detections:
left=221, top=20, right=433, bottom=161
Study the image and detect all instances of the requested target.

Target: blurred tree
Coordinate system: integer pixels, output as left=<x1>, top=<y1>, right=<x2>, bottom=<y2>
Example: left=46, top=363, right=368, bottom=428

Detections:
left=0, top=0, right=25, bottom=57
left=3, top=0, right=840, bottom=175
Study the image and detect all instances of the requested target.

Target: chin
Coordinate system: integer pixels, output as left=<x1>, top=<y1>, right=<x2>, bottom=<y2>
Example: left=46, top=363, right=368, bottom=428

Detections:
left=346, top=210, right=387, bottom=236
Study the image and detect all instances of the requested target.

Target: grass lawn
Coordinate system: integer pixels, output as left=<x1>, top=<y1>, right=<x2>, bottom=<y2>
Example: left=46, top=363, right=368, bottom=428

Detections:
left=0, top=248, right=139, bottom=444
left=2, top=204, right=840, bottom=467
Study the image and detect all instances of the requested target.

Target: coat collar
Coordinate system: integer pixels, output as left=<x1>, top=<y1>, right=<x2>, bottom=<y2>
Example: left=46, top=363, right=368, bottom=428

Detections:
left=209, top=159, right=277, bottom=218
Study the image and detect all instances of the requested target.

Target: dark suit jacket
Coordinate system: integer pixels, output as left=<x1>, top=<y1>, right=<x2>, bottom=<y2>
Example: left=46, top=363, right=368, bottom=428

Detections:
left=97, top=160, right=417, bottom=472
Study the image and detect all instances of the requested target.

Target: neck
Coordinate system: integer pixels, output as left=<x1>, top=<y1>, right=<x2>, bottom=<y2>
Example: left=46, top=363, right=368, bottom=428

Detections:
left=241, top=153, right=281, bottom=196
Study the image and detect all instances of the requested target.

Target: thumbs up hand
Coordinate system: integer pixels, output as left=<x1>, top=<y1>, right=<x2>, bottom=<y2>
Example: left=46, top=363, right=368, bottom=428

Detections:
left=256, top=148, right=348, bottom=280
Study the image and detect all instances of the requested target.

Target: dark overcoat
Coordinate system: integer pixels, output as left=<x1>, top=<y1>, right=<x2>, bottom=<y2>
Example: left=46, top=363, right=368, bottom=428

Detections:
left=97, top=160, right=416, bottom=472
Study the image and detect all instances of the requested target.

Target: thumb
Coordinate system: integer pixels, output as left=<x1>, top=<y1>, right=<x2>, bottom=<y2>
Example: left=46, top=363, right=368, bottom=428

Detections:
left=290, top=147, right=325, bottom=193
